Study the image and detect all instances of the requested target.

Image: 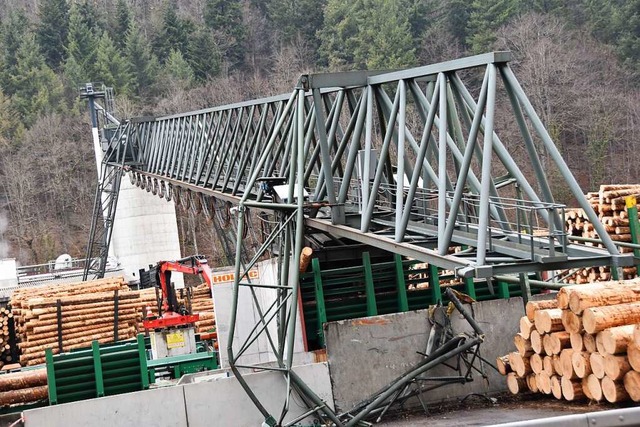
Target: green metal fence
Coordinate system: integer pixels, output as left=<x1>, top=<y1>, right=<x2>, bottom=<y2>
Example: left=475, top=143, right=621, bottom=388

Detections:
left=300, top=253, right=536, bottom=349
left=46, top=334, right=149, bottom=405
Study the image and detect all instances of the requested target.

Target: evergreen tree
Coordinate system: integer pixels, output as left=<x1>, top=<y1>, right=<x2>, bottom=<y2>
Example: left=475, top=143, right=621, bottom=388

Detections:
left=466, top=0, right=521, bottom=53
left=112, top=0, right=133, bottom=50
left=125, top=21, right=160, bottom=96
left=0, top=88, right=24, bottom=148
left=267, top=0, right=326, bottom=56
left=36, top=0, right=70, bottom=70
left=64, top=1, right=100, bottom=85
left=95, top=32, right=133, bottom=94
left=611, top=0, right=640, bottom=72
left=9, top=33, right=64, bottom=126
left=204, top=0, right=245, bottom=69
left=0, top=10, right=29, bottom=95
left=319, top=0, right=416, bottom=70
left=186, top=29, right=222, bottom=81
left=154, top=1, right=193, bottom=63
left=164, top=49, right=195, bottom=89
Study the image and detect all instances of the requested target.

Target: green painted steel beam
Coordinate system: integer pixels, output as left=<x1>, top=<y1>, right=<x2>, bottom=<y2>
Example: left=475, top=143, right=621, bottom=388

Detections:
left=627, top=196, right=640, bottom=277
left=394, top=254, right=409, bottom=312
left=92, top=341, right=105, bottom=397
left=362, top=252, right=378, bottom=316
left=312, top=258, right=327, bottom=346
left=428, top=264, right=442, bottom=303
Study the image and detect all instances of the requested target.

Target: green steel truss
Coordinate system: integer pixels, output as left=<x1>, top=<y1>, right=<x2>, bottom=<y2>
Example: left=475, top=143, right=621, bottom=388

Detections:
left=85, top=52, right=634, bottom=425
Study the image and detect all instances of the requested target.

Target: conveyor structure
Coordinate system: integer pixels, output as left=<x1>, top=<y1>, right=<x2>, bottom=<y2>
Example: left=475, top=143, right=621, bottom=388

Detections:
left=83, top=52, right=634, bottom=426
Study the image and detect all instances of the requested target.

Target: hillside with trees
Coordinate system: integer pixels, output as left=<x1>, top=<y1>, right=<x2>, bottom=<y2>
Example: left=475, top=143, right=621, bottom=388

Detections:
left=0, top=0, right=639, bottom=266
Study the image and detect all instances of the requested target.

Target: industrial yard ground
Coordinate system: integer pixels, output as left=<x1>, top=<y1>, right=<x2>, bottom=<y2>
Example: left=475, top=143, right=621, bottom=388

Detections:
left=378, top=393, right=629, bottom=426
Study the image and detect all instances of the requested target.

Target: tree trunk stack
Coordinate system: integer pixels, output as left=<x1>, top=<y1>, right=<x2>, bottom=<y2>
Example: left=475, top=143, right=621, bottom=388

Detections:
left=9, top=277, right=160, bottom=366
left=189, top=283, right=215, bottom=334
left=497, top=278, right=640, bottom=403
left=564, top=185, right=640, bottom=283
left=0, top=368, right=48, bottom=408
left=0, top=307, right=14, bottom=368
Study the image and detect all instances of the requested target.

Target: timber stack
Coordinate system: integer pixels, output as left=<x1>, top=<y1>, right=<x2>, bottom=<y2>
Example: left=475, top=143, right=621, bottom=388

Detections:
left=189, top=283, right=215, bottom=334
left=10, top=277, right=158, bottom=366
left=497, top=278, right=640, bottom=403
left=0, top=368, right=47, bottom=408
left=0, top=307, right=14, bottom=368
left=564, top=184, right=640, bottom=283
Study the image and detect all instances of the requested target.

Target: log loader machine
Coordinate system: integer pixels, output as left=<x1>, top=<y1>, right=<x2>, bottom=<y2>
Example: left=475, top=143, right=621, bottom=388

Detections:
left=140, top=255, right=214, bottom=360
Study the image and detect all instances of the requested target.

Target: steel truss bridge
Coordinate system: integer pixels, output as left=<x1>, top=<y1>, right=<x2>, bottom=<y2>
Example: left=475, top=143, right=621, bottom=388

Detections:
left=84, top=52, right=633, bottom=426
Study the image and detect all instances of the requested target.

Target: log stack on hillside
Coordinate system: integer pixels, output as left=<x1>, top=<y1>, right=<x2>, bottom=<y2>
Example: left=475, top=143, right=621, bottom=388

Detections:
left=10, top=277, right=159, bottom=366
left=498, top=279, right=640, bottom=402
left=564, top=184, right=640, bottom=283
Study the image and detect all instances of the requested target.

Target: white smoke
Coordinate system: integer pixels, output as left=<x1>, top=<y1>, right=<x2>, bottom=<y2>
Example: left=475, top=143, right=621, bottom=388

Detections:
left=0, top=210, right=9, bottom=258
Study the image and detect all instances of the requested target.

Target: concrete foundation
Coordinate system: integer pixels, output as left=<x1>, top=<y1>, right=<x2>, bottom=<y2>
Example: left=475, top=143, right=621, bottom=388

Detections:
left=324, top=295, right=545, bottom=412
left=23, top=362, right=333, bottom=427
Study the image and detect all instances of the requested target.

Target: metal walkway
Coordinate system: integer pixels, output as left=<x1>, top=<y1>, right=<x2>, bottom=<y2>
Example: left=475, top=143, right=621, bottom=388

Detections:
left=88, top=52, right=634, bottom=426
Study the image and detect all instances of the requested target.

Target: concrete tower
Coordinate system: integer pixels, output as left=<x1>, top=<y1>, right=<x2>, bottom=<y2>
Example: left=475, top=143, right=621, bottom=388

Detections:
left=84, top=84, right=183, bottom=286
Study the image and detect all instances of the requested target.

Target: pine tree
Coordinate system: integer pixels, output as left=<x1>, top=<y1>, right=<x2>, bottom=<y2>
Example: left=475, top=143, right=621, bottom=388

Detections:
left=64, top=1, right=100, bottom=85
left=0, top=88, right=24, bottom=148
left=154, top=1, right=193, bottom=63
left=0, top=10, right=29, bottom=95
left=95, top=32, right=133, bottom=94
left=112, top=0, right=133, bottom=50
left=204, top=0, right=245, bottom=69
left=466, top=0, right=521, bottom=53
left=267, top=0, right=325, bottom=55
left=9, top=33, right=64, bottom=126
left=125, top=21, right=160, bottom=96
left=319, top=0, right=416, bottom=70
left=164, top=49, right=195, bottom=89
left=36, top=0, right=70, bottom=70
left=186, top=29, right=222, bottom=81
left=357, top=0, right=416, bottom=69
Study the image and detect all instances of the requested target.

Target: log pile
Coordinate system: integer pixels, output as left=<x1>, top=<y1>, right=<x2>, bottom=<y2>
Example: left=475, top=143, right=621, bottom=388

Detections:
left=0, top=307, right=14, bottom=368
left=0, top=368, right=48, bottom=408
left=189, top=284, right=215, bottom=333
left=10, top=277, right=158, bottom=366
left=564, top=185, right=640, bottom=283
left=498, top=279, right=640, bottom=403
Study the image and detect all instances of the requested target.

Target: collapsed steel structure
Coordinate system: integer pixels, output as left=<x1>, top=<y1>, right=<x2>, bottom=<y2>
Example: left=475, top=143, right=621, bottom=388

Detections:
left=85, top=52, right=634, bottom=425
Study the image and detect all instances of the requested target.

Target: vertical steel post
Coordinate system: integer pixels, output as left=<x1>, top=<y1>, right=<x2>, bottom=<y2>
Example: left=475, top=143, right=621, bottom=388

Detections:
left=395, top=80, right=406, bottom=242
left=476, top=64, right=497, bottom=266
left=394, top=254, right=409, bottom=312
left=437, top=73, right=448, bottom=244
left=626, top=196, right=640, bottom=277
left=363, top=252, right=378, bottom=316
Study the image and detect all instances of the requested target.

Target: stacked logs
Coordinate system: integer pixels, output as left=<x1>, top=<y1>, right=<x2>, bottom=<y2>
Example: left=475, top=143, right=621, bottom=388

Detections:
left=563, top=185, right=640, bottom=283
left=498, top=279, right=640, bottom=403
left=0, top=369, right=47, bottom=408
left=189, top=284, right=215, bottom=333
left=0, top=307, right=14, bottom=367
left=11, top=278, right=159, bottom=366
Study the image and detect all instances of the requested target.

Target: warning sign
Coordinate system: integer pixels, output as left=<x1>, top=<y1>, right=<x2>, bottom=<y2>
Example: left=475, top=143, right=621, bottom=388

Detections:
left=166, top=331, right=186, bottom=349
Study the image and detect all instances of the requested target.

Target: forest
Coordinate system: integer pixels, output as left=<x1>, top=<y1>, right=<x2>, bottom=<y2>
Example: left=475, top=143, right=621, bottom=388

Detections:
left=0, top=0, right=639, bottom=267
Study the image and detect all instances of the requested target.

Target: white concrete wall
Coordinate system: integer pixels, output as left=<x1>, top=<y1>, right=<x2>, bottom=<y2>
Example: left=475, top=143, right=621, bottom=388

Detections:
left=213, top=258, right=313, bottom=369
left=23, top=363, right=333, bottom=427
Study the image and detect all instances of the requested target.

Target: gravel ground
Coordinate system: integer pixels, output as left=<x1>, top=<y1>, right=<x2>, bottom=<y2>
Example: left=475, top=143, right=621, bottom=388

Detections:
left=376, top=393, right=631, bottom=426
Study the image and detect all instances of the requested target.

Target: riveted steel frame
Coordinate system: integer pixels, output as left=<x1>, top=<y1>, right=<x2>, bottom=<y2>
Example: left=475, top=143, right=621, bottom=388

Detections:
left=91, top=52, right=635, bottom=425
